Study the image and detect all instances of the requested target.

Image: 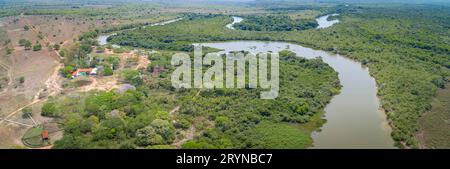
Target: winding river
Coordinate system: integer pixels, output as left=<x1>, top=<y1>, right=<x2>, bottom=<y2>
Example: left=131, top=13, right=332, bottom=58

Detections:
left=316, top=14, right=340, bottom=29
left=200, top=15, right=395, bottom=148
left=100, top=14, right=395, bottom=148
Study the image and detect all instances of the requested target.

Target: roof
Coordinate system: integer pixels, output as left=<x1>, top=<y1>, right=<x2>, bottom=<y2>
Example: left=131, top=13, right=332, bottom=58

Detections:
left=41, top=130, right=49, bottom=139
left=77, top=68, right=92, bottom=73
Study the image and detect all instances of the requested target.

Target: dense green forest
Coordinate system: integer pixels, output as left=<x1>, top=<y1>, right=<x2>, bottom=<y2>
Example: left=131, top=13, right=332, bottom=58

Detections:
left=45, top=49, right=339, bottom=148
left=109, top=5, right=450, bottom=148
left=234, top=15, right=318, bottom=31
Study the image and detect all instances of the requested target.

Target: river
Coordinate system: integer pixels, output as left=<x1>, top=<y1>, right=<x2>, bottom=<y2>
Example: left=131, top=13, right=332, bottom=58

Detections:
left=99, top=14, right=395, bottom=148
left=225, top=16, right=244, bottom=30
left=199, top=15, right=395, bottom=148
left=316, top=14, right=340, bottom=29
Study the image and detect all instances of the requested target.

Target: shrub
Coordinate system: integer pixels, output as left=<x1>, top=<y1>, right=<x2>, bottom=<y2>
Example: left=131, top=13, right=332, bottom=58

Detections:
left=19, top=76, right=25, bottom=84
left=103, top=66, right=113, bottom=76
left=41, top=102, right=57, bottom=117
left=33, top=43, right=42, bottom=51
left=22, top=107, right=32, bottom=119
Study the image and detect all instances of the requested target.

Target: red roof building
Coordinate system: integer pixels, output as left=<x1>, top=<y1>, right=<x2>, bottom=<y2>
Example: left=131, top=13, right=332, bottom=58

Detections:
left=41, top=130, right=49, bottom=140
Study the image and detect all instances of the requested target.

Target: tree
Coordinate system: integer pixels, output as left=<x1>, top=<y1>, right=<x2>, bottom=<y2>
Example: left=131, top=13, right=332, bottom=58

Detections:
left=22, top=107, right=32, bottom=119
left=24, top=25, right=29, bottom=31
left=215, top=116, right=231, bottom=132
left=18, top=39, right=31, bottom=50
left=181, top=140, right=214, bottom=149
left=84, top=92, right=117, bottom=118
left=135, top=126, right=164, bottom=146
left=53, top=135, right=88, bottom=149
left=60, top=65, right=75, bottom=78
left=41, top=102, right=57, bottom=117
left=96, top=46, right=105, bottom=53
left=121, top=69, right=142, bottom=86
left=103, top=66, right=113, bottom=76
left=93, top=118, right=126, bottom=141
left=432, top=77, right=446, bottom=89
left=120, top=141, right=137, bottom=149
left=154, top=111, right=170, bottom=121
left=6, top=47, right=13, bottom=55
left=19, top=76, right=25, bottom=84
left=174, top=118, right=190, bottom=129
left=24, top=42, right=32, bottom=50
left=53, top=44, right=60, bottom=50
left=33, top=43, right=42, bottom=51
left=151, top=119, right=175, bottom=144
left=80, top=44, right=92, bottom=54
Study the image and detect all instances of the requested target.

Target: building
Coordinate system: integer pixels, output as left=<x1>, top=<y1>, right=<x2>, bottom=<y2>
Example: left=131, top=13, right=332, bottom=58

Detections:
left=41, top=130, right=49, bottom=141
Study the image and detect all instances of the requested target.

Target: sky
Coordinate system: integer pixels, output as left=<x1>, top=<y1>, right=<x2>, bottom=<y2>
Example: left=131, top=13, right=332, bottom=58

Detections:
left=0, top=0, right=449, bottom=5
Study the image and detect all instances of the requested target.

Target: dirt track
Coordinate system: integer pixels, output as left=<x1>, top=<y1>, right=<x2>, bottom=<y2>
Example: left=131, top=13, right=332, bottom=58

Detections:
left=0, top=16, right=62, bottom=128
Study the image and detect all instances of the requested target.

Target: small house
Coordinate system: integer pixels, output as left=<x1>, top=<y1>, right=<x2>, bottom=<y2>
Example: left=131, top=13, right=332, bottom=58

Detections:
left=41, top=130, right=49, bottom=141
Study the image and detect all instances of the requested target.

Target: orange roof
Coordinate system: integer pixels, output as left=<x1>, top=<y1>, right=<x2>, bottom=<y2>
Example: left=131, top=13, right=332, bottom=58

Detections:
left=77, top=68, right=92, bottom=73
left=41, top=130, right=49, bottom=139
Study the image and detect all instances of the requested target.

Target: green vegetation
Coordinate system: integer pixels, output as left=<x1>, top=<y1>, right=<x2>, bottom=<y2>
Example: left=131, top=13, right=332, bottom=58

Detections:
left=32, top=42, right=42, bottom=51
left=43, top=47, right=339, bottom=149
left=19, top=76, right=25, bottom=84
left=120, top=69, right=142, bottom=86
left=58, top=33, right=112, bottom=78
left=46, top=89, right=179, bottom=148
left=242, top=121, right=311, bottom=148
left=18, top=39, right=32, bottom=50
left=110, top=5, right=450, bottom=148
left=60, top=65, right=76, bottom=78
left=53, top=44, right=60, bottom=51
left=109, top=15, right=234, bottom=52
left=42, top=102, right=57, bottom=117
left=234, top=15, right=318, bottom=31
left=3, top=1, right=445, bottom=149
left=22, top=125, right=50, bottom=148
left=289, top=6, right=450, bottom=148
left=418, top=82, right=450, bottom=148
left=176, top=51, right=339, bottom=148
left=22, top=107, right=32, bottom=119
left=104, top=66, right=113, bottom=76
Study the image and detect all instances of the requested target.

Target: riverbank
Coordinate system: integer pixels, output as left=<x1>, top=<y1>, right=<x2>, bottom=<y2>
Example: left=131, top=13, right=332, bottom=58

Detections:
left=108, top=6, right=450, bottom=148
left=201, top=40, right=394, bottom=148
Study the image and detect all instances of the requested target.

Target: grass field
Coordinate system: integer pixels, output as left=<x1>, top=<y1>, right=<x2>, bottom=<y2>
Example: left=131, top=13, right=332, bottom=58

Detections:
left=22, top=125, right=50, bottom=148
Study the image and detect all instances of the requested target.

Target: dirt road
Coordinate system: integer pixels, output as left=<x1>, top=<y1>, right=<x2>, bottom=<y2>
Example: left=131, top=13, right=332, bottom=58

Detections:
left=0, top=62, right=13, bottom=86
